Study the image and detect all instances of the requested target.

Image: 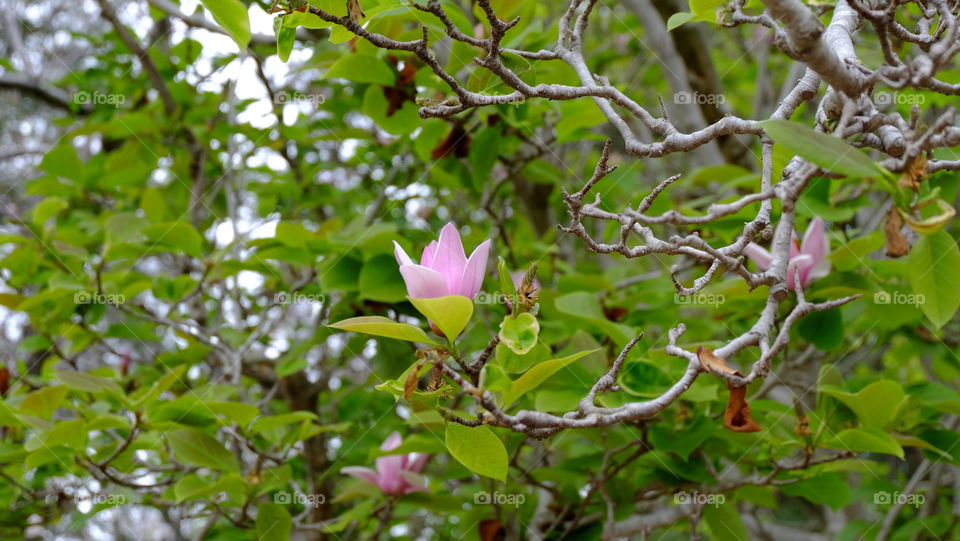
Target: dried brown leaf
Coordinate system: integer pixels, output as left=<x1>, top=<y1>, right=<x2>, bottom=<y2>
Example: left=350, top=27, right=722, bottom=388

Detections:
left=884, top=206, right=910, bottom=257
left=697, top=346, right=740, bottom=376
left=724, top=383, right=762, bottom=433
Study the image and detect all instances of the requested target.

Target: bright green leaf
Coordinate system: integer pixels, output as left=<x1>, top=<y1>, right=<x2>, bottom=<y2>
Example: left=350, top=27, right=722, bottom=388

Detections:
left=444, top=423, right=508, bottom=481
left=407, top=295, right=474, bottom=340
left=200, top=0, right=251, bottom=48
left=907, top=229, right=960, bottom=328
left=761, top=120, right=890, bottom=179
left=498, top=313, right=539, bottom=355
left=167, top=428, right=240, bottom=472
left=327, top=316, right=439, bottom=345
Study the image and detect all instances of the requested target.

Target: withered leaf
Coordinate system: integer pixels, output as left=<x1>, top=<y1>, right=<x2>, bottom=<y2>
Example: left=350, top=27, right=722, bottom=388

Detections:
left=347, top=0, right=365, bottom=22
left=724, top=383, right=762, bottom=433
left=431, top=124, right=471, bottom=160
left=884, top=206, right=910, bottom=257
left=898, top=154, right=927, bottom=191
left=697, top=346, right=740, bottom=376
left=404, top=362, right=423, bottom=400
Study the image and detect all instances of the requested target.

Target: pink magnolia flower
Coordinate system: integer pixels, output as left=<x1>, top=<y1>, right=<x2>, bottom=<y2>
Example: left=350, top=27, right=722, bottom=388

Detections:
left=393, top=223, right=491, bottom=299
left=341, top=432, right=430, bottom=495
left=743, top=216, right=830, bottom=291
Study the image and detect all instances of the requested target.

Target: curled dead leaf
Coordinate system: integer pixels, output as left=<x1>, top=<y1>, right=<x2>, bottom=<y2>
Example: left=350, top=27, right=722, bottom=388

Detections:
left=724, top=383, right=762, bottom=433
left=697, top=346, right=741, bottom=376
left=884, top=206, right=910, bottom=257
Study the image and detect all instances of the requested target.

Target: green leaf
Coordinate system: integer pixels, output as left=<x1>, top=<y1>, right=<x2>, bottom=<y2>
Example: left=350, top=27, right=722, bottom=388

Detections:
left=797, top=307, right=844, bottom=350
left=666, top=11, right=694, bottom=30
left=57, top=370, right=124, bottom=396
left=327, top=316, right=439, bottom=345
left=820, top=380, right=905, bottom=429
left=256, top=502, right=292, bottom=541
left=761, top=120, right=890, bottom=179
left=19, top=385, right=68, bottom=420
left=498, top=313, right=539, bottom=355
left=502, top=349, right=598, bottom=408
left=28, top=418, right=88, bottom=452
left=553, top=291, right=631, bottom=345
left=702, top=502, right=749, bottom=541
left=780, top=472, right=849, bottom=510
left=444, top=423, right=508, bottom=481
left=39, top=144, right=84, bottom=181
left=482, top=364, right=513, bottom=392
left=167, top=428, right=240, bottom=472
left=495, top=341, right=550, bottom=374
left=32, top=196, right=68, bottom=225
left=907, top=229, right=960, bottom=328
left=407, top=295, right=474, bottom=340
left=824, top=428, right=905, bottom=459
left=358, top=254, right=408, bottom=302
left=208, top=401, right=261, bottom=427
left=143, top=222, right=204, bottom=258
left=326, top=52, right=396, bottom=86
left=497, top=257, right=516, bottom=299
left=274, top=17, right=296, bottom=62
left=200, top=0, right=251, bottom=48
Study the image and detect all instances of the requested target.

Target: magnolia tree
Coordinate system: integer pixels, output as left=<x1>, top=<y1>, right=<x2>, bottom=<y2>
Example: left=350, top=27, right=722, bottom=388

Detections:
left=1, top=0, right=960, bottom=539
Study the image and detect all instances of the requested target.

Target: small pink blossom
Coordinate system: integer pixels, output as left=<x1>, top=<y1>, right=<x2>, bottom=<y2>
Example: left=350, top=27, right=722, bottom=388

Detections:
left=341, top=432, right=430, bottom=495
left=743, top=216, right=830, bottom=290
left=393, top=223, right=491, bottom=299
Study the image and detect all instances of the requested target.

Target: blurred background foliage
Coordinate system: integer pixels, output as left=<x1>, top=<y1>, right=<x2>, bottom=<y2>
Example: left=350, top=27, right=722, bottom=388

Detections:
left=0, top=0, right=959, bottom=539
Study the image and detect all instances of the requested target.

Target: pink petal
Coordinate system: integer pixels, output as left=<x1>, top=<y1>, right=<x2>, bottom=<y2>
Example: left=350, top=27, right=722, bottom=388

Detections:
left=341, top=466, right=380, bottom=486
left=455, top=239, right=491, bottom=299
left=421, top=240, right=438, bottom=267
left=431, top=223, right=468, bottom=293
left=743, top=243, right=773, bottom=270
left=393, top=241, right=415, bottom=267
left=406, top=453, right=429, bottom=473
left=381, top=432, right=403, bottom=452
left=800, top=217, right=829, bottom=264
left=789, top=232, right=800, bottom=260
left=786, top=254, right=814, bottom=291
left=375, top=453, right=407, bottom=495
left=511, top=271, right=540, bottom=293
left=805, top=256, right=831, bottom=286
left=399, top=265, right=450, bottom=298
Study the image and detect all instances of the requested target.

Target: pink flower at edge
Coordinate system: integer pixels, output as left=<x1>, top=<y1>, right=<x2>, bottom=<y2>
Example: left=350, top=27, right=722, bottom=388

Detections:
left=743, top=216, right=830, bottom=291
left=341, top=432, right=430, bottom=496
left=393, top=223, right=491, bottom=300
